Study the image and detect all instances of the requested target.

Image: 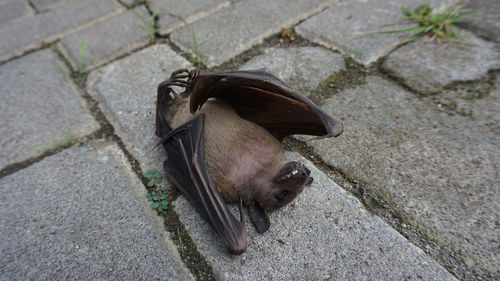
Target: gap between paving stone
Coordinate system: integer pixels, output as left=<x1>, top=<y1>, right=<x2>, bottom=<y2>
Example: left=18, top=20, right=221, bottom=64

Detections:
left=0, top=49, right=99, bottom=171
left=0, top=1, right=484, bottom=278
left=150, top=0, right=231, bottom=36
left=57, top=6, right=152, bottom=71
left=0, top=140, right=194, bottom=280
left=81, top=30, right=492, bottom=280
left=295, top=0, right=452, bottom=66
left=42, top=8, right=496, bottom=278
left=300, top=75, right=500, bottom=279
left=170, top=0, right=340, bottom=68
left=86, top=44, right=219, bottom=279
left=220, top=33, right=497, bottom=280
left=173, top=151, right=457, bottom=281
left=0, top=0, right=124, bottom=63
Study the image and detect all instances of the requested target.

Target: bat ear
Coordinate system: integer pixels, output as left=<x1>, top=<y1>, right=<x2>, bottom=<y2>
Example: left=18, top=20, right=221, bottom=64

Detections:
left=248, top=202, right=270, bottom=233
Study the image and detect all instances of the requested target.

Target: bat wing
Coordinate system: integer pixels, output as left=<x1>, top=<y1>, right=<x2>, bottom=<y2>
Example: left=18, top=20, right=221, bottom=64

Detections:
left=158, top=112, right=247, bottom=255
left=187, top=69, right=343, bottom=141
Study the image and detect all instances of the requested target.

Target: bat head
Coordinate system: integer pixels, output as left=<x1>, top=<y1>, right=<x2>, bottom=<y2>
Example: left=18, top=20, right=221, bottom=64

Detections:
left=255, top=161, right=312, bottom=211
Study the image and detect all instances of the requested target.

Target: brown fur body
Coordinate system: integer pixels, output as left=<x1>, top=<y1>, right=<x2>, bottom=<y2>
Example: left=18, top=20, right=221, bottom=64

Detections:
left=168, top=97, right=289, bottom=209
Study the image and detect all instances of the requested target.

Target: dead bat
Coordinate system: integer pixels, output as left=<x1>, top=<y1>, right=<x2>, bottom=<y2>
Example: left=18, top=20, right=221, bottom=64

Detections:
left=155, top=68, right=343, bottom=255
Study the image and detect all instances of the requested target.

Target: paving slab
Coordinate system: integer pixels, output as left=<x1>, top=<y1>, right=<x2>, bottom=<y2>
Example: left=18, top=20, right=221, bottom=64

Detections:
left=171, top=0, right=339, bottom=68
left=382, top=30, right=500, bottom=95
left=0, top=141, right=194, bottom=280
left=295, top=0, right=449, bottom=66
left=240, top=46, right=345, bottom=96
left=31, top=0, right=69, bottom=12
left=87, top=44, right=190, bottom=174
left=58, top=6, right=151, bottom=71
left=150, top=0, right=230, bottom=35
left=436, top=74, right=500, bottom=129
left=302, top=76, right=500, bottom=277
left=173, top=152, right=456, bottom=280
left=458, top=0, right=500, bottom=43
left=0, top=0, right=122, bottom=63
left=0, top=49, right=99, bottom=171
left=0, top=0, right=34, bottom=26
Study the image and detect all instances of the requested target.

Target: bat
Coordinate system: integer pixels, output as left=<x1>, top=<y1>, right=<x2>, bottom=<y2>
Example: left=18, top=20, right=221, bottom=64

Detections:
left=154, top=68, right=343, bottom=255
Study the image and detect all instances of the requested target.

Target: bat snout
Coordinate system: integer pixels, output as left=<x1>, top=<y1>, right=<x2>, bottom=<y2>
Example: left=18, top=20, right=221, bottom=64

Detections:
left=274, top=161, right=311, bottom=186
left=300, top=166, right=311, bottom=181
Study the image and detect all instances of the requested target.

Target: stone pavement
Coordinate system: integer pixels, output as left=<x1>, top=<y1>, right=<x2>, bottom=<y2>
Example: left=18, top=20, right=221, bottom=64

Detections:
left=0, top=0, right=498, bottom=280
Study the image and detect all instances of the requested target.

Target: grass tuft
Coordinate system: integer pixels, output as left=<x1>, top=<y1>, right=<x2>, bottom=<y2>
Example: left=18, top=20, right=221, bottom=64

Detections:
left=133, top=8, right=158, bottom=42
left=178, top=28, right=211, bottom=66
left=371, top=2, right=477, bottom=45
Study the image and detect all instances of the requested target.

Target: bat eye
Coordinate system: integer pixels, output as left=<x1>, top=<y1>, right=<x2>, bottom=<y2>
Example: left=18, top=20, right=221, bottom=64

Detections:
left=274, top=191, right=288, bottom=202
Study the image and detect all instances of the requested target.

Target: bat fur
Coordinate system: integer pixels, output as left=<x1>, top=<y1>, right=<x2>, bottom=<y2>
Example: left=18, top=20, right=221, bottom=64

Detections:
left=165, top=95, right=311, bottom=211
left=155, top=68, right=342, bottom=254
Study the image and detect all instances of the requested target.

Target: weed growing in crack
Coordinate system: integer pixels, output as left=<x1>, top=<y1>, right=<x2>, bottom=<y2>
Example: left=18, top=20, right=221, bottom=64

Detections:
left=343, top=39, right=366, bottom=60
left=133, top=8, right=158, bottom=42
left=31, top=125, right=76, bottom=152
left=145, top=169, right=169, bottom=214
left=178, top=28, right=211, bottom=66
left=367, top=2, right=477, bottom=45
left=77, top=41, right=86, bottom=74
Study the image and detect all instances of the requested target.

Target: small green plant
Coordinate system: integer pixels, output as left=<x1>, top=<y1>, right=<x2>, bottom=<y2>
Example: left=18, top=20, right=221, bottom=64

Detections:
left=145, top=169, right=169, bottom=214
left=343, top=39, right=366, bottom=60
left=31, top=124, right=76, bottom=151
left=132, top=8, right=158, bottom=42
left=177, top=227, right=182, bottom=244
left=77, top=41, right=86, bottom=74
left=179, top=28, right=211, bottom=66
left=371, top=2, right=477, bottom=45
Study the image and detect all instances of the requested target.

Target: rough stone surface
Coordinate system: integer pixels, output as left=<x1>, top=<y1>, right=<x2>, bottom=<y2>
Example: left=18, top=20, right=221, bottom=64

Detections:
left=0, top=141, right=194, bottom=280
left=436, top=74, right=500, bottom=129
left=296, top=0, right=449, bottom=66
left=0, top=0, right=122, bottom=63
left=87, top=44, right=190, bottom=174
left=119, top=0, right=137, bottom=8
left=382, top=30, right=500, bottom=95
left=58, top=6, right=151, bottom=70
left=0, top=50, right=99, bottom=171
left=304, top=76, right=500, bottom=276
left=150, top=0, right=230, bottom=35
left=240, top=46, right=345, bottom=95
left=0, top=0, right=33, bottom=26
left=171, top=0, right=339, bottom=67
left=174, top=152, right=457, bottom=281
left=31, top=0, right=69, bottom=12
left=458, top=0, right=500, bottom=43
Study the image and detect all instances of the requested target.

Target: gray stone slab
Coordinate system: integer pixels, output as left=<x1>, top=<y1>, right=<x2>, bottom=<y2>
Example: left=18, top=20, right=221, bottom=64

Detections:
left=173, top=152, right=456, bottom=280
left=437, top=74, right=500, bottom=128
left=382, top=30, right=500, bottom=95
left=0, top=141, right=194, bottom=280
left=0, top=0, right=34, bottom=26
left=58, top=6, right=151, bottom=71
left=295, top=0, right=449, bottom=66
left=150, top=0, right=230, bottom=35
left=303, top=76, right=500, bottom=276
left=0, top=0, right=122, bottom=63
left=0, top=49, right=99, bottom=171
left=87, top=44, right=190, bottom=174
left=171, top=0, right=339, bottom=68
left=458, top=0, right=500, bottom=43
left=240, top=46, right=345, bottom=96
left=31, top=0, right=69, bottom=12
